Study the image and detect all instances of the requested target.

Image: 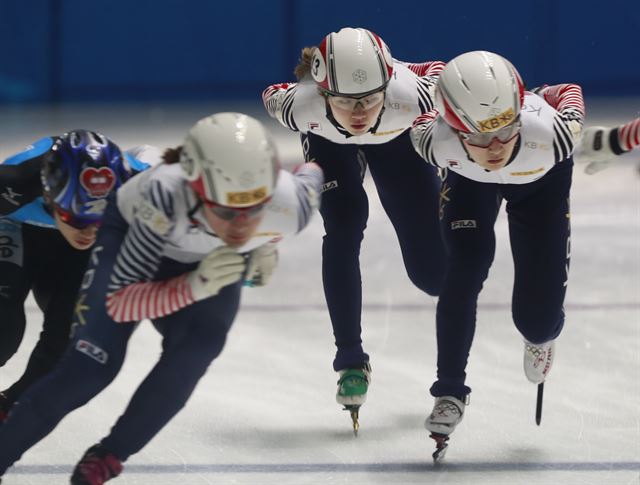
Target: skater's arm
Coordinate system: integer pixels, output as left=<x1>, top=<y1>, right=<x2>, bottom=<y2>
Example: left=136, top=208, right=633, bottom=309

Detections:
left=534, top=84, right=585, bottom=161
left=262, top=83, right=299, bottom=131
left=575, top=118, right=640, bottom=173
left=403, top=60, right=446, bottom=77
left=410, top=110, right=441, bottom=167
left=0, top=157, right=45, bottom=215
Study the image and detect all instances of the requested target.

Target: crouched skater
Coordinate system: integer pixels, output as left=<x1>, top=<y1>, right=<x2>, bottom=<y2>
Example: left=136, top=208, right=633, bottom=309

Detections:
left=0, top=112, right=323, bottom=484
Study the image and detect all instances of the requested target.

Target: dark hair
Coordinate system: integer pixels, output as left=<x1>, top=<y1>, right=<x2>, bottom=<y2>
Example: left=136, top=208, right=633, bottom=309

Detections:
left=162, top=146, right=182, bottom=164
left=294, top=47, right=316, bottom=81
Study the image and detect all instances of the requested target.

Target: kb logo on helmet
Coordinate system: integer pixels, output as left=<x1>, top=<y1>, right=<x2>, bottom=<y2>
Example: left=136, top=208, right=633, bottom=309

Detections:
left=478, top=108, right=516, bottom=132
left=227, top=187, right=268, bottom=205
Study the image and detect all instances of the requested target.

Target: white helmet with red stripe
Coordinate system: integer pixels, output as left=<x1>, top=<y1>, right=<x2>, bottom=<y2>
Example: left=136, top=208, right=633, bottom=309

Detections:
left=435, top=51, right=525, bottom=133
left=180, top=112, right=280, bottom=208
left=311, top=27, right=394, bottom=97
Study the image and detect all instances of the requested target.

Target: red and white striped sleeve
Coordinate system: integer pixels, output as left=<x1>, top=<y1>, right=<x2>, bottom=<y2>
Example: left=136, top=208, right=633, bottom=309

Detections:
left=404, top=61, right=446, bottom=77
left=104, top=179, right=199, bottom=323
left=106, top=273, right=196, bottom=323
left=410, top=110, right=441, bottom=167
left=262, top=82, right=299, bottom=131
left=617, top=118, right=640, bottom=152
left=536, top=84, right=585, bottom=159
left=537, top=83, right=585, bottom=123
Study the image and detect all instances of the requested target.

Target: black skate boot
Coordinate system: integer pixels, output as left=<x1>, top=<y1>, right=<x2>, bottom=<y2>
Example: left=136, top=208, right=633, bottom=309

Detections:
left=70, top=444, right=123, bottom=485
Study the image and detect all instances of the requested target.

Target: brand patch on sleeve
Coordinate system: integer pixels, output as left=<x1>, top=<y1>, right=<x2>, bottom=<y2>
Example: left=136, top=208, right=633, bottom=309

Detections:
left=136, top=199, right=172, bottom=236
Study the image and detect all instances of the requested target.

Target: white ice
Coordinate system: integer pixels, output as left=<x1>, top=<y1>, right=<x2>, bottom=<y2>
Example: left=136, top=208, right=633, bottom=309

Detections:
left=0, top=100, right=638, bottom=484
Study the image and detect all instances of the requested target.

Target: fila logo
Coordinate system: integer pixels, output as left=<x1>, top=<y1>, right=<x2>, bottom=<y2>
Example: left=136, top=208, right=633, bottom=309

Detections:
left=75, top=339, right=108, bottom=364
left=321, top=180, right=338, bottom=193
left=308, top=122, right=322, bottom=131
left=451, top=219, right=477, bottom=230
left=447, top=159, right=460, bottom=168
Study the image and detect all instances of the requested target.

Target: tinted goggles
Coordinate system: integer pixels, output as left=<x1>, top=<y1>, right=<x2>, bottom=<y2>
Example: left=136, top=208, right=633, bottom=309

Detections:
left=202, top=198, right=268, bottom=221
left=54, top=206, right=101, bottom=230
left=326, top=91, right=385, bottom=111
left=459, top=119, right=522, bottom=148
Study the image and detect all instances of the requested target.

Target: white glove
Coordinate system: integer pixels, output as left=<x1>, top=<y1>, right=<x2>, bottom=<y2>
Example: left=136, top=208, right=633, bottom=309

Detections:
left=575, top=126, right=615, bottom=174
left=245, top=244, right=278, bottom=287
left=187, top=246, right=246, bottom=300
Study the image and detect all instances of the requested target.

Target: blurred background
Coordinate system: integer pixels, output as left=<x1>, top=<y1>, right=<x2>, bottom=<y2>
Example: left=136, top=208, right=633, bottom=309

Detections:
left=1, top=0, right=638, bottom=160
left=0, top=0, right=640, bottom=103
left=1, top=0, right=638, bottom=103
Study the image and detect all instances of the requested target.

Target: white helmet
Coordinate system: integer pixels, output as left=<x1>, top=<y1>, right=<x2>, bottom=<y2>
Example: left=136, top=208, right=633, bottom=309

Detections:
left=180, top=113, right=280, bottom=207
left=311, top=27, right=394, bottom=97
left=435, top=51, right=525, bottom=133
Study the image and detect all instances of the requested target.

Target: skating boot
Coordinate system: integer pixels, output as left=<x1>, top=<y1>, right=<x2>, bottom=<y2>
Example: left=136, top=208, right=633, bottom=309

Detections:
left=70, top=444, right=123, bottom=485
left=524, top=339, right=555, bottom=384
left=336, top=363, right=371, bottom=435
left=524, top=339, right=555, bottom=425
left=425, top=395, right=468, bottom=463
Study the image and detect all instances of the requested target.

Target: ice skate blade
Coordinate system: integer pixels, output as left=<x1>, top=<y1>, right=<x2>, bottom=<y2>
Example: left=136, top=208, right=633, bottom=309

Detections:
left=343, top=405, right=360, bottom=436
left=430, top=432, right=450, bottom=463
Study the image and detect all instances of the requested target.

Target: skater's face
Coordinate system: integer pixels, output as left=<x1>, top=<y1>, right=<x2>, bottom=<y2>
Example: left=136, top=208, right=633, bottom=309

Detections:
left=326, top=91, right=385, bottom=136
left=54, top=210, right=100, bottom=250
left=200, top=200, right=267, bottom=248
left=461, top=128, right=520, bottom=171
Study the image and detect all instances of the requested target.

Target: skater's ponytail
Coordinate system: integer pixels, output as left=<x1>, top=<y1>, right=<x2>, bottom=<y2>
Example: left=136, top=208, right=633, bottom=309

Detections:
left=294, top=47, right=315, bottom=81
left=162, top=146, right=182, bottom=165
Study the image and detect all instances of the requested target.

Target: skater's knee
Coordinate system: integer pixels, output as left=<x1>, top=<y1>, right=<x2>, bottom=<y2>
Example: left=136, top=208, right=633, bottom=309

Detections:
left=514, top=310, right=564, bottom=344
left=167, top=335, right=228, bottom=377
left=323, top=225, right=365, bottom=252
left=68, top=342, right=124, bottom=390
left=447, top=255, right=492, bottom=285
left=405, top=268, right=442, bottom=296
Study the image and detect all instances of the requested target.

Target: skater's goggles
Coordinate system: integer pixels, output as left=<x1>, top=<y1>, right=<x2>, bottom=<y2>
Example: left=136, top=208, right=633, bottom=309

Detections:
left=53, top=205, right=102, bottom=229
left=326, top=91, right=385, bottom=111
left=201, top=198, right=270, bottom=221
left=458, top=118, right=522, bottom=148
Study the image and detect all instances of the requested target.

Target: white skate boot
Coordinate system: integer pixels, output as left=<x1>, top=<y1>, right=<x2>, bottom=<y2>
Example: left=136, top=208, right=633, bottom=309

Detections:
left=524, top=339, right=555, bottom=384
left=425, top=395, right=468, bottom=462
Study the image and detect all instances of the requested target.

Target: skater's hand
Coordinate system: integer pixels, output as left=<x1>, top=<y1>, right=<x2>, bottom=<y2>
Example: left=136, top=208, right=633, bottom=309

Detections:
left=188, top=246, right=246, bottom=300
left=575, top=126, right=615, bottom=174
left=245, top=243, right=278, bottom=287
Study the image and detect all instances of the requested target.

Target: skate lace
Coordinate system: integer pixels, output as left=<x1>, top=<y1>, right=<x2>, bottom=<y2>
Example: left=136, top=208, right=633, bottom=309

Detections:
left=526, top=344, right=549, bottom=369
left=433, top=400, right=461, bottom=418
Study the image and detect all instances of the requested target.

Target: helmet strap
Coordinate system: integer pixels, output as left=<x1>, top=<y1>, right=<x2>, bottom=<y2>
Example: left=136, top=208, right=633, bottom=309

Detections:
left=41, top=190, right=54, bottom=213
left=185, top=197, right=216, bottom=236
left=187, top=197, right=203, bottom=220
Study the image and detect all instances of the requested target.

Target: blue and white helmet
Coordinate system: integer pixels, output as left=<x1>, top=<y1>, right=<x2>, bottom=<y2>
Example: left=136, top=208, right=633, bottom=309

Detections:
left=41, top=130, right=130, bottom=225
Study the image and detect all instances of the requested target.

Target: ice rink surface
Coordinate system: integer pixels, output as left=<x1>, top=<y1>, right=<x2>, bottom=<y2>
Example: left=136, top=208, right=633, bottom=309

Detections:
left=0, top=100, right=638, bottom=484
